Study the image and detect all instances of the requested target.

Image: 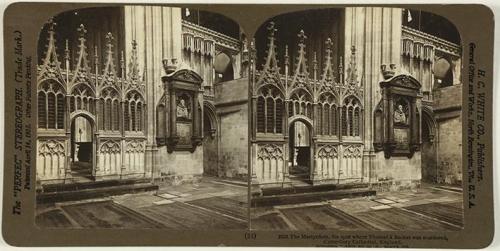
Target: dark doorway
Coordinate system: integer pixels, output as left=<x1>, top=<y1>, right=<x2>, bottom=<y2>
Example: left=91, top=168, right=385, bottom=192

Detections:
left=71, top=116, right=94, bottom=180
left=421, top=115, right=437, bottom=183
left=289, top=120, right=312, bottom=185
left=203, top=109, right=218, bottom=176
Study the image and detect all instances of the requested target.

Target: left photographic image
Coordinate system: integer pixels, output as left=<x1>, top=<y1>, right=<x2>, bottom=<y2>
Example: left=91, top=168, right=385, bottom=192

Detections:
left=35, top=6, right=249, bottom=229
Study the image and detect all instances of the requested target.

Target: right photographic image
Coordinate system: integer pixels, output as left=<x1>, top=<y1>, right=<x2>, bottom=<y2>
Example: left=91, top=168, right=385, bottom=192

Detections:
left=249, top=7, right=464, bottom=231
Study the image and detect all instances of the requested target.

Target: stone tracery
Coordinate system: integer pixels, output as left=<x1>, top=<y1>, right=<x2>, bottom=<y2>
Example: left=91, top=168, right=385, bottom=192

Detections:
left=251, top=22, right=364, bottom=185
left=36, top=19, right=147, bottom=181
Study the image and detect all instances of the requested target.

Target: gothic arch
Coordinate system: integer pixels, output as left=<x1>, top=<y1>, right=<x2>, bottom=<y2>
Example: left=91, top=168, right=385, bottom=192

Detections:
left=256, top=83, right=285, bottom=97
left=288, top=115, right=313, bottom=130
left=289, top=88, right=314, bottom=119
left=341, top=95, right=363, bottom=137
left=289, top=87, right=313, bottom=100
left=124, top=90, right=146, bottom=132
left=124, top=89, right=145, bottom=102
left=70, top=110, right=96, bottom=126
left=38, top=79, right=66, bottom=93
left=98, top=87, right=121, bottom=131
left=70, top=83, right=96, bottom=115
left=421, top=105, right=437, bottom=142
left=203, top=101, right=219, bottom=176
left=70, top=111, right=96, bottom=173
left=341, top=94, right=363, bottom=108
left=203, top=101, right=218, bottom=135
left=256, top=84, right=285, bottom=134
left=317, top=92, right=339, bottom=136
left=98, top=85, right=120, bottom=98
left=318, top=92, right=339, bottom=106
left=38, top=80, right=66, bottom=129
left=70, top=82, right=95, bottom=96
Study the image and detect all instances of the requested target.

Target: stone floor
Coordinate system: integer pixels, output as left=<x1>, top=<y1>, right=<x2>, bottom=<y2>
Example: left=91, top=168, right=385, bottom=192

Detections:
left=36, top=180, right=463, bottom=231
left=35, top=176, right=248, bottom=229
left=250, top=183, right=464, bottom=231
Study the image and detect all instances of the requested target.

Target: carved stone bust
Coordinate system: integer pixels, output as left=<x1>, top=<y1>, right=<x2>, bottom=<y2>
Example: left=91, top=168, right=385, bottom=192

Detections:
left=394, top=104, right=407, bottom=125
left=177, top=98, right=190, bottom=119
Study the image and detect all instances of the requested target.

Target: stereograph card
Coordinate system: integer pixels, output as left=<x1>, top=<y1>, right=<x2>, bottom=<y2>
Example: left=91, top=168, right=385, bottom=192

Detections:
left=1, top=1, right=495, bottom=248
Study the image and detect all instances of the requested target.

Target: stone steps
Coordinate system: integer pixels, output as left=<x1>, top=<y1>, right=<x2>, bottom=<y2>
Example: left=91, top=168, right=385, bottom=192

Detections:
left=261, top=182, right=370, bottom=196
left=252, top=183, right=375, bottom=207
left=211, top=178, right=248, bottom=187
left=251, top=187, right=376, bottom=207
left=435, top=185, right=463, bottom=193
left=37, top=178, right=158, bottom=204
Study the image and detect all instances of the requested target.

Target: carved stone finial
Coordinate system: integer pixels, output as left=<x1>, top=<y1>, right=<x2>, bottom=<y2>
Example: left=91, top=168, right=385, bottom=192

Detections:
left=313, top=51, right=318, bottom=80
left=297, top=30, right=307, bottom=45
left=39, top=17, right=63, bottom=71
left=261, top=23, right=280, bottom=73
left=127, top=40, right=141, bottom=80
left=241, top=34, right=248, bottom=52
left=77, top=24, right=87, bottom=38
left=338, top=56, right=344, bottom=82
left=102, top=32, right=116, bottom=77
left=64, top=39, right=70, bottom=62
left=250, top=38, right=256, bottom=62
left=94, top=45, right=98, bottom=64
left=120, top=50, right=125, bottom=78
left=105, top=32, right=114, bottom=51
left=47, top=17, right=56, bottom=32
left=284, top=45, right=289, bottom=66
left=325, top=37, right=333, bottom=51
left=45, top=18, right=57, bottom=51
left=321, top=37, right=336, bottom=82
left=346, top=45, right=358, bottom=85
left=73, top=23, right=91, bottom=74
left=120, top=51, right=125, bottom=67
left=313, top=52, right=318, bottom=69
left=267, top=22, right=276, bottom=38
left=293, top=29, right=308, bottom=78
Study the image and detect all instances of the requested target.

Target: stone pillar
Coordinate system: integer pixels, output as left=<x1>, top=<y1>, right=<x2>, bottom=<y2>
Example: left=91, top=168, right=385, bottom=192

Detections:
left=124, top=6, right=182, bottom=177
left=94, top=131, right=100, bottom=178
left=345, top=7, right=402, bottom=182
left=388, top=94, right=395, bottom=144
left=169, top=88, right=177, bottom=137
left=65, top=95, right=72, bottom=181
left=120, top=100, right=126, bottom=177
left=193, top=92, right=200, bottom=138
left=339, top=106, right=344, bottom=141
left=410, top=99, right=418, bottom=144
left=251, top=96, right=257, bottom=139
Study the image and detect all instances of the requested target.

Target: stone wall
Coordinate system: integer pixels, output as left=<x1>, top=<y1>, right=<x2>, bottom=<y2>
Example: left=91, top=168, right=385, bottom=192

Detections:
left=124, top=6, right=184, bottom=178
left=433, top=84, right=462, bottom=185
left=372, top=152, right=422, bottom=190
left=215, top=78, right=249, bottom=180
left=437, top=116, right=462, bottom=184
left=433, top=85, right=462, bottom=110
left=203, top=129, right=219, bottom=176
left=156, top=146, right=204, bottom=184
left=421, top=136, right=438, bottom=183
